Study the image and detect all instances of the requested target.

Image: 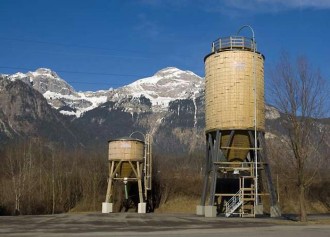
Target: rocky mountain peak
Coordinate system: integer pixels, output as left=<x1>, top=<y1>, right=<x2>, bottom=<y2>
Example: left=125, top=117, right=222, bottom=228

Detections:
left=117, top=67, right=204, bottom=111
left=29, top=68, right=60, bottom=79
left=5, top=69, right=111, bottom=117
left=8, top=68, right=74, bottom=95
left=154, top=67, right=202, bottom=82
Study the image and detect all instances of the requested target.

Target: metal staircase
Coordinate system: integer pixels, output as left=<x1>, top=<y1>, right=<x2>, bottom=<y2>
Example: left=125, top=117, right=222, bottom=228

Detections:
left=225, top=176, right=255, bottom=217
left=225, top=190, right=243, bottom=217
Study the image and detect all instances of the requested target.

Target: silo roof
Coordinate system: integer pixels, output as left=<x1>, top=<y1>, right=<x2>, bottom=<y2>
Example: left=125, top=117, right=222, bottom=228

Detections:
left=108, top=137, right=144, bottom=143
left=204, top=35, right=265, bottom=62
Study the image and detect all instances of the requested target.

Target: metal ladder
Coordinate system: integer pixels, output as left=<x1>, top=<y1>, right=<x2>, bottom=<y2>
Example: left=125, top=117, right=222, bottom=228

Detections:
left=240, top=176, right=255, bottom=217
left=144, top=134, right=152, bottom=197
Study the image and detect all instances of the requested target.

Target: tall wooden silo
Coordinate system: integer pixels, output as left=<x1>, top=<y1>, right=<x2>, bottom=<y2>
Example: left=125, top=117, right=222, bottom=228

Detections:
left=197, top=30, right=281, bottom=218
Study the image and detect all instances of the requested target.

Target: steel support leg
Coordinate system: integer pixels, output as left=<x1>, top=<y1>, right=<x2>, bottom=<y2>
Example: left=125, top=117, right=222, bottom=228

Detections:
left=105, top=161, right=115, bottom=202
left=200, top=134, right=212, bottom=206
left=208, top=131, right=221, bottom=206
left=258, top=132, right=281, bottom=217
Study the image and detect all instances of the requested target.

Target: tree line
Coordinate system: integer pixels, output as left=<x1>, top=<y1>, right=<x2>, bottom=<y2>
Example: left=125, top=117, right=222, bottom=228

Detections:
left=0, top=139, right=107, bottom=215
left=0, top=139, right=204, bottom=216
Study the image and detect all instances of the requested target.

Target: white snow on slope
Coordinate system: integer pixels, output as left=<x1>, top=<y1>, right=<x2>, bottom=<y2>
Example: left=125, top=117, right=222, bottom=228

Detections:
left=9, top=72, right=27, bottom=80
left=5, top=67, right=204, bottom=117
left=118, top=67, right=204, bottom=111
left=265, top=105, right=281, bottom=120
left=43, top=91, right=108, bottom=117
left=7, top=68, right=111, bottom=117
left=28, top=68, right=60, bottom=79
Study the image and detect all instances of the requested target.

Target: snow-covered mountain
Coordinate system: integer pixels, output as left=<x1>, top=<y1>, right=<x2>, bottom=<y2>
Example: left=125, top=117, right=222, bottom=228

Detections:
left=7, top=67, right=204, bottom=117
left=9, top=68, right=74, bottom=95
left=104, top=67, right=203, bottom=114
left=115, top=67, right=203, bottom=111
left=8, top=68, right=110, bottom=117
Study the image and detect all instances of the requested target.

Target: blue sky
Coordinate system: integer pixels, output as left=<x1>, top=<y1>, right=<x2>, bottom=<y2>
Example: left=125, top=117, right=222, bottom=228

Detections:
left=0, top=0, right=330, bottom=94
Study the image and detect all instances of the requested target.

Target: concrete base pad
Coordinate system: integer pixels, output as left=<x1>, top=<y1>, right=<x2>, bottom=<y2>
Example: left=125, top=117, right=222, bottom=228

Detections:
left=196, top=205, right=205, bottom=216
left=102, top=202, right=113, bottom=213
left=255, top=204, right=264, bottom=215
left=270, top=205, right=281, bottom=217
left=204, top=205, right=217, bottom=218
left=138, top=203, right=146, bottom=214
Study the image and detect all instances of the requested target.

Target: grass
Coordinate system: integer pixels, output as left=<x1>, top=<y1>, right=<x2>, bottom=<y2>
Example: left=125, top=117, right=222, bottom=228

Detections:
left=155, top=195, right=200, bottom=214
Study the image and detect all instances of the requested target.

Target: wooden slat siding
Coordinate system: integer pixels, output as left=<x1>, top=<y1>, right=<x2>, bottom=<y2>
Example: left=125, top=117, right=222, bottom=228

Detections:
left=108, top=140, right=144, bottom=161
left=205, top=50, right=265, bottom=132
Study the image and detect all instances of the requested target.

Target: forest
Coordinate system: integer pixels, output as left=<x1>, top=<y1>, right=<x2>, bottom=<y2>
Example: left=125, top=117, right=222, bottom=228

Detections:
left=0, top=138, right=328, bottom=216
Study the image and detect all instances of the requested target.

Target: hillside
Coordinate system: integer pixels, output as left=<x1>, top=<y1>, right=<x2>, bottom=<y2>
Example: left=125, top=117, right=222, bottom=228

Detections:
left=0, top=75, right=79, bottom=147
left=1, top=67, right=329, bottom=156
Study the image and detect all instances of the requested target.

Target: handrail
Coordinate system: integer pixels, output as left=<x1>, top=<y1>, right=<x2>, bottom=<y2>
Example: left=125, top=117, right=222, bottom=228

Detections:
left=225, top=189, right=243, bottom=215
left=212, top=36, right=256, bottom=53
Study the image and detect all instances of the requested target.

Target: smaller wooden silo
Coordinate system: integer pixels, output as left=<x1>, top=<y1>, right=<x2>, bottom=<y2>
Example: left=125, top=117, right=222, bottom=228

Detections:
left=103, top=137, right=147, bottom=214
left=108, top=138, right=144, bottom=178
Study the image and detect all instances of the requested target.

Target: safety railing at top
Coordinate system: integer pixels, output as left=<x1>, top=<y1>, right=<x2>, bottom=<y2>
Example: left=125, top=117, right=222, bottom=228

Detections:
left=211, top=36, right=256, bottom=53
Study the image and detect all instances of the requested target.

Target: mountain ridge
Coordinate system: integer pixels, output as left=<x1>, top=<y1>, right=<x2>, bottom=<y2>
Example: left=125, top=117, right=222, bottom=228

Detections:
left=6, top=67, right=204, bottom=117
left=1, top=67, right=329, bottom=156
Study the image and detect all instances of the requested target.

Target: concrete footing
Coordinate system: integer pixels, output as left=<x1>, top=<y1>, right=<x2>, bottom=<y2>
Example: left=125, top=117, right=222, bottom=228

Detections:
left=102, top=202, right=113, bottom=213
left=255, top=204, right=264, bottom=215
left=270, top=205, right=281, bottom=217
left=196, top=205, right=205, bottom=216
left=204, top=205, right=217, bottom=218
left=138, top=203, right=146, bottom=213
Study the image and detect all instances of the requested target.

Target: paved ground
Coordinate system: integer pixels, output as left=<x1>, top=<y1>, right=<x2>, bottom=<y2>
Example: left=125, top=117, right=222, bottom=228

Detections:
left=0, top=213, right=329, bottom=237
